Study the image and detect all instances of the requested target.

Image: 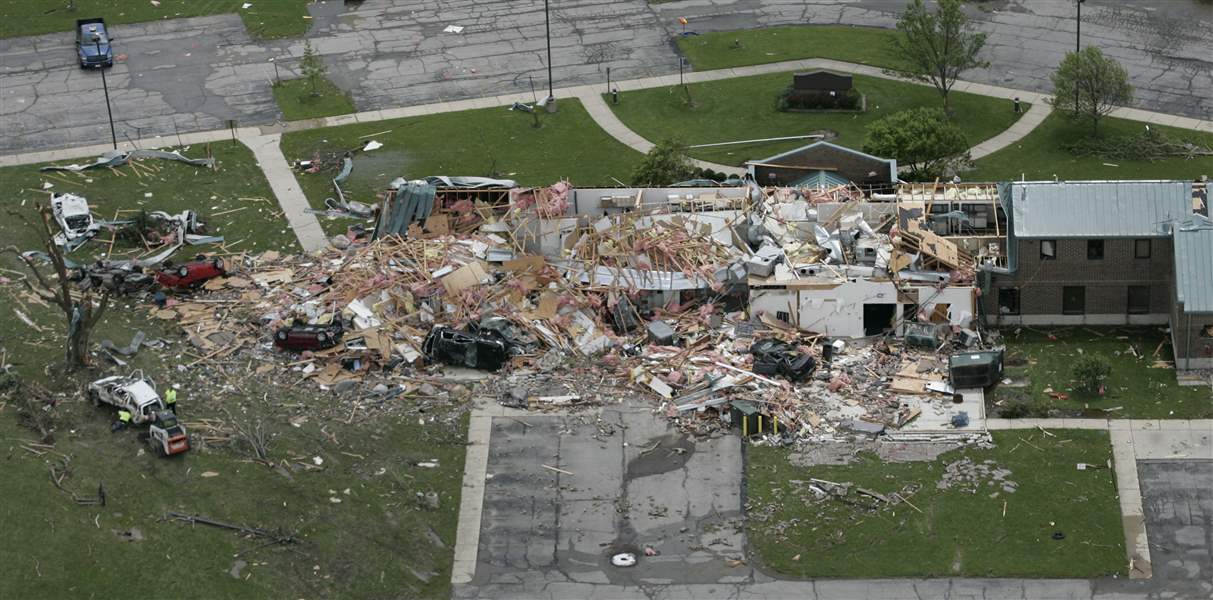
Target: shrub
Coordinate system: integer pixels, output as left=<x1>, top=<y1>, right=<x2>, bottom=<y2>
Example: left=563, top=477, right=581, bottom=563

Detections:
left=1071, top=356, right=1111, bottom=394
left=632, top=138, right=696, bottom=186
left=776, top=86, right=863, bottom=111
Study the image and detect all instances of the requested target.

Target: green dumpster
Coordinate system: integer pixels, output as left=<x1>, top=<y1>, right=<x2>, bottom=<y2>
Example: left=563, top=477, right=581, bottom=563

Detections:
left=949, top=350, right=1004, bottom=388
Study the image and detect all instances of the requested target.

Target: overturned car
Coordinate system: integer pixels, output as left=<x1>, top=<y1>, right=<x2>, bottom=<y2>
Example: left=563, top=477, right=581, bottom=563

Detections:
left=71, top=261, right=156, bottom=294
left=156, top=256, right=226, bottom=289
left=749, top=338, right=816, bottom=382
left=423, top=326, right=510, bottom=371
left=274, top=322, right=344, bottom=352
left=51, top=192, right=96, bottom=246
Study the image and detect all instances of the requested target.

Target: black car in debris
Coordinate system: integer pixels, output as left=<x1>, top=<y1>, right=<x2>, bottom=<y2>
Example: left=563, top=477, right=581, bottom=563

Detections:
left=749, top=338, right=816, bottom=382
left=423, top=326, right=509, bottom=371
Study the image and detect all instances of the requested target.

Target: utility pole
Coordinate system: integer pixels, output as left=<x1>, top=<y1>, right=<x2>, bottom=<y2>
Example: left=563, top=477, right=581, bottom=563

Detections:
left=1076, top=0, right=1084, bottom=53
left=96, top=38, right=117, bottom=149
left=1074, top=0, right=1085, bottom=113
left=544, top=0, right=556, bottom=111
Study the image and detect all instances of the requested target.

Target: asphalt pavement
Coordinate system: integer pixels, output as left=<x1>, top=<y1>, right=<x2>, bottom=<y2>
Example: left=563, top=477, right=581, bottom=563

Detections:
left=1, top=0, right=1209, bottom=156
left=456, top=404, right=1213, bottom=599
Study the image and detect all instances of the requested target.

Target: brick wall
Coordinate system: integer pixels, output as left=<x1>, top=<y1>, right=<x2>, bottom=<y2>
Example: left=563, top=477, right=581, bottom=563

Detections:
left=984, top=237, right=1175, bottom=322
left=1170, top=292, right=1213, bottom=369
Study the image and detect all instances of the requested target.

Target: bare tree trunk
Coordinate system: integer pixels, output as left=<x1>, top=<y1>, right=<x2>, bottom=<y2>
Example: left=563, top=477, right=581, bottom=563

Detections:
left=6, top=207, right=110, bottom=372
left=67, top=320, right=91, bottom=369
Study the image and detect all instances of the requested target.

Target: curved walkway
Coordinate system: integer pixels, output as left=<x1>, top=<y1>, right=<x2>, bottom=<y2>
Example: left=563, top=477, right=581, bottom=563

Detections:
left=2, top=59, right=1209, bottom=253
left=575, top=57, right=1056, bottom=175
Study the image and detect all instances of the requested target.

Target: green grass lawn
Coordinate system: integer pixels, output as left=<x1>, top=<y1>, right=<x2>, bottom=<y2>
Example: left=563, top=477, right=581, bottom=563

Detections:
left=988, top=327, right=1213, bottom=419
left=677, top=25, right=899, bottom=71
left=607, top=72, right=1023, bottom=167
left=748, top=430, right=1125, bottom=578
left=0, top=140, right=298, bottom=257
left=967, top=113, right=1213, bottom=181
left=280, top=98, right=645, bottom=236
left=0, top=321, right=469, bottom=599
left=0, top=0, right=312, bottom=39
left=273, top=77, right=357, bottom=122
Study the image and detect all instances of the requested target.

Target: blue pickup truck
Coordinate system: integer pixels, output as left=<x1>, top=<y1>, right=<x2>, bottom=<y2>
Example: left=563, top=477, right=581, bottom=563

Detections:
left=76, top=18, right=114, bottom=68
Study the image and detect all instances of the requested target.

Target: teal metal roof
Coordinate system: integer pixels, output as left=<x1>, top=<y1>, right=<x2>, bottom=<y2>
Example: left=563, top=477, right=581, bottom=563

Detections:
left=1010, top=181, right=1192, bottom=239
left=1173, top=214, right=1213, bottom=314
left=790, top=169, right=851, bottom=189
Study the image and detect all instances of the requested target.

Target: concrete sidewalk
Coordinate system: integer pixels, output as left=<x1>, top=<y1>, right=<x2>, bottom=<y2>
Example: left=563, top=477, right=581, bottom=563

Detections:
left=242, top=133, right=328, bottom=253
left=5, top=57, right=1209, bottom=253
left=5, top=58, right=1208, bottom=170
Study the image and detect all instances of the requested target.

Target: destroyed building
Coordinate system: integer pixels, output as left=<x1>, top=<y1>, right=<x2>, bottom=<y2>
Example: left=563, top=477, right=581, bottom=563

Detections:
left=124, top=170, right=1210, bottom=451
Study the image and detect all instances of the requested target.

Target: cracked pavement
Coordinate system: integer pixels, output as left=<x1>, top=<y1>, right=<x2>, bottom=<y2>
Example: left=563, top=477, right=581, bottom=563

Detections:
left=458, top=400, right=754, bottom=598
left=1, top=0, right=1209, bottom=157
left=653, top=0, right=1212, bottom=121
left=0, top=0, right=676, bottom=155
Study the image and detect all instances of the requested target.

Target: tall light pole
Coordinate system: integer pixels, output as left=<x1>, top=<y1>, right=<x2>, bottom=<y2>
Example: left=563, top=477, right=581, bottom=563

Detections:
left=1076, top=0, right=1084, bottom=53
left=544, top=0, right=556, bottom=111
left=95, top=37, right=117, bottom=149
left=1074, top=0, right=1085, bottom=113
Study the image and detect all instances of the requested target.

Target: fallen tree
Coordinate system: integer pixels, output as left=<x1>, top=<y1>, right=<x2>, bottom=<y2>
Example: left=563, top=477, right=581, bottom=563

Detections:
left=1063, top=129, right=1213, bottom=161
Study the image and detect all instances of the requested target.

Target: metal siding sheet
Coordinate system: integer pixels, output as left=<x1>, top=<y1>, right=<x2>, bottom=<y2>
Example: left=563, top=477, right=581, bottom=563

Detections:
left=374, top=183, right=437, bottom=238
left=1174, top=215, right=1213, bottom=314
left=1010, top=181, right=1192, bottom=238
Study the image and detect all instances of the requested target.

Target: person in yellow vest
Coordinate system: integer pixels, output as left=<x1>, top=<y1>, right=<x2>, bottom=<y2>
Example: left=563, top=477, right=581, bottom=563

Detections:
left=164, top=387, right=177, bottom=413
left=112, top=409, right=131, bottom=432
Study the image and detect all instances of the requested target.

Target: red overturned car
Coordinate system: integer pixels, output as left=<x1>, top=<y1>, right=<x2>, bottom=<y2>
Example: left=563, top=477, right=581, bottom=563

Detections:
left=274, top=322, right=344, bottom=352
left=156, top=256, right=226, bottom=289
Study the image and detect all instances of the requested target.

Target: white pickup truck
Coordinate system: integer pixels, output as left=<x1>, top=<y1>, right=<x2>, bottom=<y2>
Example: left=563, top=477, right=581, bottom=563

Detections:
left=87, top=371, right=166, bottom=425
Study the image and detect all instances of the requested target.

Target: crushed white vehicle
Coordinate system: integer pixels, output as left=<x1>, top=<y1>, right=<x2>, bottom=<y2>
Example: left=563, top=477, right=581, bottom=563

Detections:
left=87, top=370, right=167, bottom=425
left=51, top=193, right=99, bottom=248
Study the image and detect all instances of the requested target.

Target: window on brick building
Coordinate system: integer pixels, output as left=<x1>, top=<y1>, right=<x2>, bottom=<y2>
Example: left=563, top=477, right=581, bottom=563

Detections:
left=1040, top=240, right=1057, bottom=260
left=1087, top=239, right=1104, bottom=260
left=998, top=288, right=1021, bottom=315
left=1134, top=239, right=1151, bottom=259
left=1127, top=286, right=1150, bottom=314
left=1062, top=286, right=1085, bottom=315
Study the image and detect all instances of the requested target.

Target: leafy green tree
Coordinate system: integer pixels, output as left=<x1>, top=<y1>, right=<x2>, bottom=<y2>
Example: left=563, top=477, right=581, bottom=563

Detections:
left=891, top=0, right=989, bottom=114
left=1049, top=47, right=1133, bottom=135
left=863, top=108, right=969, bottom=180
left=631, top=138, right=697, bottom=186
left=300, top=39, right=327, bottom=96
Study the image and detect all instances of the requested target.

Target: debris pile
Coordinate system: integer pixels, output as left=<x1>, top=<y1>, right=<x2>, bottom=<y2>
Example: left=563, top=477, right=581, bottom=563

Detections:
left=127, top=178, right=1003, bottom=441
